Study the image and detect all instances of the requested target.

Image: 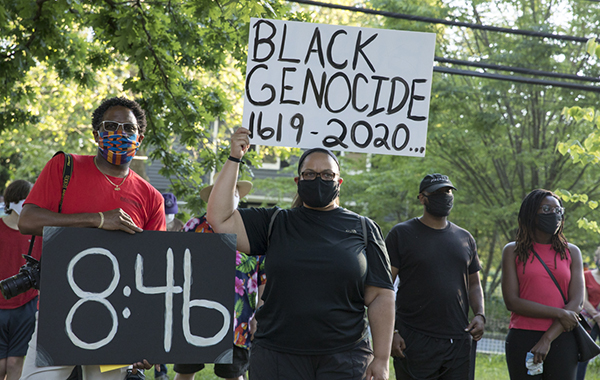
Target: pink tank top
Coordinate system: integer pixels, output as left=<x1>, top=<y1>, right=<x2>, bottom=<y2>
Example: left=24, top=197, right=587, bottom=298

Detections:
left=509, top=242, right=572, bottom=331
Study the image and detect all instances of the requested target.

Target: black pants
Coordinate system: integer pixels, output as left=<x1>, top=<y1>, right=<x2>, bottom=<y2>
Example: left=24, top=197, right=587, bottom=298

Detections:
left=248, top=339, right=372, bottom=380
left=393, top=325, right=471, bottom=380
left=505, top=328, right=578, bottom=380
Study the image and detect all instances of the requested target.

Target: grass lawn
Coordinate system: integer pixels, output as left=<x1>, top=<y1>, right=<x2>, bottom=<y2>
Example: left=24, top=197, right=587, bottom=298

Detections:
left=474, top=353, right=600, bottom=380
left=144, top=354, right=600, bottom=379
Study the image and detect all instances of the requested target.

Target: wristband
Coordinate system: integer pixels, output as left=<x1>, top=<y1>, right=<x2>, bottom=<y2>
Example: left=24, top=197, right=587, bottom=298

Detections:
left=475, top=313, right=486, bottom=324
left=228, top=155, right=244, bottom=164
left=98, top=212, right=104, bottom=229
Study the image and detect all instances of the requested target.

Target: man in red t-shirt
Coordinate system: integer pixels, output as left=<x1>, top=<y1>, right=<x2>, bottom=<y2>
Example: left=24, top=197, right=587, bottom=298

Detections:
left=18, top=97, right=166, bottom=380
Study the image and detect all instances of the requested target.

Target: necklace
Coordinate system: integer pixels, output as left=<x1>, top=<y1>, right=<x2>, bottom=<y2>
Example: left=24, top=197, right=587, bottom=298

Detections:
left=94, top=157, right=128, bottom=191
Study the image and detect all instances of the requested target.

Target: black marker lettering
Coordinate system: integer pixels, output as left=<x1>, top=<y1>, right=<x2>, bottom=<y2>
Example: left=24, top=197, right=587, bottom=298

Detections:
left=352, top=73, right=368, bottom=112
left=302, top=69, right=326, bottom=108
left=352, top=31, right=377, bottom=72
left=278, top=24, right=301, bottom=63
left=290, top=113, right=304, bottom=144
left=408, top=79, right=427, bottom=121
left=280, top=67, right=300, bottom=105
left=324, top=72, right=351, bottom=113
left=392, top=123, right=410, bottom=151
left=351, top=121, right=373, bottom=149
left=252, top=20, right=276, bottom=63
left=387, top=77, right=410, bottom=115
left=245, top=64, right=275, bottom=106
left=326, top=29, right=348, bottom=69
left=367, top=75, right=389, bottom=117
left=304, top=27, right=325, bottom=68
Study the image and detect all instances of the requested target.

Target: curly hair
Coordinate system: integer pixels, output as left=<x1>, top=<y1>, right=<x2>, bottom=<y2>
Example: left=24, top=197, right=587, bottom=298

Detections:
left=3, top=180, right=33, bottom=214
left=91, top=97, right=147, bottom=134
left=514, top=189, right=568, bottom=270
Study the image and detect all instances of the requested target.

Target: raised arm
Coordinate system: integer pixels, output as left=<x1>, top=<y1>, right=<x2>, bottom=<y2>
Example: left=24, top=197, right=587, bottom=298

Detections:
left=19, top=204, right=143, bottom=236
left=206, top=128, right=251, bottom=253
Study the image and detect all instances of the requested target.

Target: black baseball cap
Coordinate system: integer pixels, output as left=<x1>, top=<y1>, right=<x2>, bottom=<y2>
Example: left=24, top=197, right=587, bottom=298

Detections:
left=419, top=173, right=457, bottom=193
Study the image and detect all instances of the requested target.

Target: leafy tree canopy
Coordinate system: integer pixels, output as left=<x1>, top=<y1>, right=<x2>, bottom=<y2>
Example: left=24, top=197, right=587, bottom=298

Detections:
left=1, top=0, right=300, bottom=205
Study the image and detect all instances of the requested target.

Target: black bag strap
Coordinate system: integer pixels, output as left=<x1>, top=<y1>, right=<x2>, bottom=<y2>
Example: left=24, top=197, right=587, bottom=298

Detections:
left=533, top=248, right=598, bottom=336
left=532, top=249, right=568, bottom=305
left=27, top=152, right=72, bottom=250
left=54, top=151, right=73, bottom=214
left=360, top=216, right=368, bottom=248
left=267, top=207, right=282, bottom=247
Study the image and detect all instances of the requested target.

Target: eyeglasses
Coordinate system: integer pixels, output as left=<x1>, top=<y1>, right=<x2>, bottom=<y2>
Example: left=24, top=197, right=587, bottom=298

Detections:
left=301, top=171, right=338, bottom=181
left=100, top=120, right=138, bottom=136
left=538, top=204, right=565, bottom=216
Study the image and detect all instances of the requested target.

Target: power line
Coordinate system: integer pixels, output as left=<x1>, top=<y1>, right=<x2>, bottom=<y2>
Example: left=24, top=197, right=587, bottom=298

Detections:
left=288, top=0, right=592, bottom=43
left=289, top=0, right=600, bottom=91
left=435, top=57, right=600, bottom=82
left=434, top=67, right=600, bottom=92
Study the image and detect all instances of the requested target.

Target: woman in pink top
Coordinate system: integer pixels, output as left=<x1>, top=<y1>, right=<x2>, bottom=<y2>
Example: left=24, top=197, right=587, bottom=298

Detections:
left=502, top=189, right=584, bottom=380
left=576, top=246, right=600, bottom=380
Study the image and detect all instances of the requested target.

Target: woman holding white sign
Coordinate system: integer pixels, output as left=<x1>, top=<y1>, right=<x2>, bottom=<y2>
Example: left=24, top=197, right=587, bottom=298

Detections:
left=207, top=127, right=395, bottom=380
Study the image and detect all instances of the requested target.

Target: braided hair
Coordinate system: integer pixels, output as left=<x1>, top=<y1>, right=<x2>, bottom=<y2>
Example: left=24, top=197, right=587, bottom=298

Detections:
left=514, top=189, right=568, bottom=269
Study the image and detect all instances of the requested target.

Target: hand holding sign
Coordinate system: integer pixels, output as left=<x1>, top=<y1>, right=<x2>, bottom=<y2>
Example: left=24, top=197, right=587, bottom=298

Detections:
left=101, top=208, right=143, bottom=234
left=230, top=128, right=251, bottom=160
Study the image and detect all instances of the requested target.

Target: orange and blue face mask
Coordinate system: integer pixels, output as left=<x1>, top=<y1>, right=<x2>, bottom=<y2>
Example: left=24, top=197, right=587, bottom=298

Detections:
left=97, top=131, right=140, bottom=165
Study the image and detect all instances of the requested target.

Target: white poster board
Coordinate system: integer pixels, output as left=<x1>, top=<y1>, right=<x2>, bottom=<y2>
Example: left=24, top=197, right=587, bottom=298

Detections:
left=243, top=18, right=436, bottom=156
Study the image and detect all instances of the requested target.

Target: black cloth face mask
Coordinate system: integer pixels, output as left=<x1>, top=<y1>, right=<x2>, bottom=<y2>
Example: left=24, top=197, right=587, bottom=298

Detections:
left=297, top=178, right=340, bottom=208
left=537, top=213, right=562, bottom=235
left=424, top=192, right=454, bottom=217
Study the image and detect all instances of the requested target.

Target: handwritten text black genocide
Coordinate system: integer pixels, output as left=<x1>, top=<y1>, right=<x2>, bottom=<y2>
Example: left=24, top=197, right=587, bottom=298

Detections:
left=244, top=19, right=430, bottom=153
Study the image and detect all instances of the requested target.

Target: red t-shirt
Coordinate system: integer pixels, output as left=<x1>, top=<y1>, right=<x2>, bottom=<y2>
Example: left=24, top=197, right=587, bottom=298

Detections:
left=585, top=270, right=600, bottom=309
left=0, top=218, right=43, bottom=309
left=509, top=242, right=572, bottom=331
left=25, top=154, right=165, bottom=231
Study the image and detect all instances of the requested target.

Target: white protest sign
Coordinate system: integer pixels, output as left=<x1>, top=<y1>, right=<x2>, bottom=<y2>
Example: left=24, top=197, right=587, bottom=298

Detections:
left=243, top=18, right=436, bottom=156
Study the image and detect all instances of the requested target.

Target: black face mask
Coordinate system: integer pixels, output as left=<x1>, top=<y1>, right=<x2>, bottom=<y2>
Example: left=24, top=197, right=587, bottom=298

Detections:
left=297, top=178, right=339, bottom=208
left=424, top=192, right=454, bottom=217
left=537, top=213, right=562, bottom=235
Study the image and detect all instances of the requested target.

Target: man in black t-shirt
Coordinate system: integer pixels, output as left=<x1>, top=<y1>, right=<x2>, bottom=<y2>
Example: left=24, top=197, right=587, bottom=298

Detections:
left=385, top=173, right=485, bottom=380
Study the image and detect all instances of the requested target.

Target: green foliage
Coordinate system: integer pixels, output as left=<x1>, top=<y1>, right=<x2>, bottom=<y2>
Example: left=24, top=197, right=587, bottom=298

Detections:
left=5, top=0, right=600, bottom=294
left=0, top=61, right=129, bottom=188
left=588, top=37, right=600, bottom=58
left=474, top=354, right=509, bottom=380
left=557, top=42, right=600, bottom=240
left=360, top=0, right=600, bottom=295
left=0, top=0, right=291, bottom=201
left=557, top=107, right=600, bottom=165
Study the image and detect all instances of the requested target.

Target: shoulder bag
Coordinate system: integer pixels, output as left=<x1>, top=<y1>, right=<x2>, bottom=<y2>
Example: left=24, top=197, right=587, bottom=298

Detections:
left=532, top=249, right=600, bottom=362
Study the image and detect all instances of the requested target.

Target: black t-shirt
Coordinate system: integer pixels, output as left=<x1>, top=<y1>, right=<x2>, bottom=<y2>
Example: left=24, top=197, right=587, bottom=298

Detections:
left=239, top=206, right=393, bottom=354
left=385, top=218, right=481, bottom=339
